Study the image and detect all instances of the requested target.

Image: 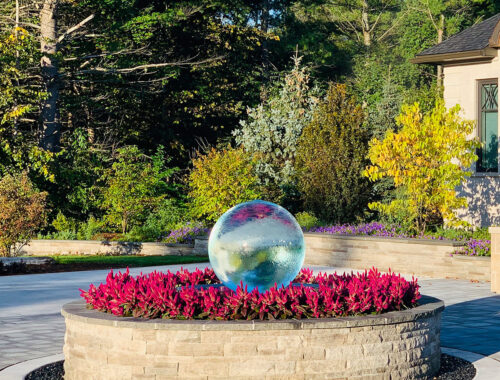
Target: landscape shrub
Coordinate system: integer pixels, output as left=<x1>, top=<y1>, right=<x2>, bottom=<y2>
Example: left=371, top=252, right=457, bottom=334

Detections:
left=0, top=172, right=48, bottom=256
left=295, top=83, right=370, bottom=223
left=364, top=101, right=479, bottom=234
left=102, top=145, right=178, bottom=234
left=188, top=146, right=261, bottom=222
left=77, top=216, right=104, bottom=240
left=295, top=211, right=321, bottom=230
left=81, top=267, right=420, bottom=320
left=234, top=55, right=320, bottom=200
left=125, top=199, right=186, bottom=242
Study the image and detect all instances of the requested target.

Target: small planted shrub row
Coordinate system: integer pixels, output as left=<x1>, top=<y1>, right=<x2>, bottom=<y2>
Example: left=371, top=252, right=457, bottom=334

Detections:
left=80, top=268, right=420, bottom=320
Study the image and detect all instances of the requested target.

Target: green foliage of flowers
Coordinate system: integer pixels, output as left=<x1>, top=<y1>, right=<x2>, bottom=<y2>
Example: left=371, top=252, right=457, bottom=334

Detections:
left=295, top=83, right=371, bottom=223
left=426, top=227, right=490, bottom=242
left=188, top=146, right=261, bottom=223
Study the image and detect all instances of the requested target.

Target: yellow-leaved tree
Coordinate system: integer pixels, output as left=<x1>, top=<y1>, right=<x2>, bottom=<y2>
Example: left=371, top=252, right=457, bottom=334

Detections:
left=363, top=101, right=479, bottom=233
left=188, top=147, right=261, bottom=223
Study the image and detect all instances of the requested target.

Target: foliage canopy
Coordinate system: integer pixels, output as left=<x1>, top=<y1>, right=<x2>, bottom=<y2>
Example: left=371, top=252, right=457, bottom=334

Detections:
left=188, top=147, right=261, bottom=222
left=295, top=83, right=370, bottom=223
left=364, top=101, right=479, bottom=233
left=0, top=172, right=47, bottom=256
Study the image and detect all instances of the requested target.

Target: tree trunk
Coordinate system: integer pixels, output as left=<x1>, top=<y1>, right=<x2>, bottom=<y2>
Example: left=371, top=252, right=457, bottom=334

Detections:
left=437, top=14, right=444, bottom=91
left=260, top=0, right=270, bottom=79
left=40, top=0, right=60, bottom=152
left=14, top=0, right=20, bottom=132
left=361, top=0, right=371, bottom=47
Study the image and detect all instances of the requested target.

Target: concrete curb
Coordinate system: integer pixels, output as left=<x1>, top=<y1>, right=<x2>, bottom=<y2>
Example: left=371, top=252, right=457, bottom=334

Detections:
left=442, top=347, right=500, bottom=380
left=0, top=353, right=63, bottom=380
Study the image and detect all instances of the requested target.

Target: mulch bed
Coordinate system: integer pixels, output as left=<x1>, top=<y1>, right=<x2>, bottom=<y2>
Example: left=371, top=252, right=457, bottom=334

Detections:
left=24, top=354, right=475, bottom=380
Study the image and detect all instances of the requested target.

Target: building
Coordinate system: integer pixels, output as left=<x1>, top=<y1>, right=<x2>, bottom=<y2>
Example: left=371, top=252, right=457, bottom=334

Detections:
left=412, top=14, right=500, bottom=227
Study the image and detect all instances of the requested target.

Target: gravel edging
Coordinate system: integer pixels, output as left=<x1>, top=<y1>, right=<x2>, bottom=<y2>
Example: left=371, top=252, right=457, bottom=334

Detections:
left=434, top=353, right=475, bottom=379
left=0, top=354, right=64, bottom=380
left=442, top=347, right=500, bottom=380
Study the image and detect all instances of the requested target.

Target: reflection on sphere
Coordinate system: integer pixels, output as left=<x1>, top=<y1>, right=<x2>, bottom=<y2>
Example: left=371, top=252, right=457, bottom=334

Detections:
left=208, top=200, right=305, bottom=292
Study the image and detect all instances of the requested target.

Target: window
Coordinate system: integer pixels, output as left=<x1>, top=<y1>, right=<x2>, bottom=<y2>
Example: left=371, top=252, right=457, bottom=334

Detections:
left=477, top=80, right=498, bottom=173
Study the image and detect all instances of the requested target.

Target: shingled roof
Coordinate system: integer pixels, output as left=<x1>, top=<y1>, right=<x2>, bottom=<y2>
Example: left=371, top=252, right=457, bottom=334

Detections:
left=412, top=13, right=500, bottom=64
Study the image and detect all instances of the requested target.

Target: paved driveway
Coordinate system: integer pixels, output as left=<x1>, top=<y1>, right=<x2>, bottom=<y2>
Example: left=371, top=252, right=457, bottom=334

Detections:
left=1, top=264, right=499, bottom=370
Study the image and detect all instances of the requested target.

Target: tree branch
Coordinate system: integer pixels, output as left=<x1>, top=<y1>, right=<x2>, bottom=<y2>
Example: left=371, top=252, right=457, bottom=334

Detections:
left=70, top=56, right=223, bottom=76
left=58, top=14, right=94, bottom=43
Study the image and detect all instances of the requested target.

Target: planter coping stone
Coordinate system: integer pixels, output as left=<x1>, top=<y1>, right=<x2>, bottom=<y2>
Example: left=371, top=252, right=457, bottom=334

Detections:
left=304, top=232, right=465, bottom=246
left=62, top=295, right=443, bottom=331
left=29, top=240, right=194, bottom=248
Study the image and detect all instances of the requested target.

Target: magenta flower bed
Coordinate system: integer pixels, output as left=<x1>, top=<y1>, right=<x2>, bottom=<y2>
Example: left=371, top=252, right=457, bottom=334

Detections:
left=80, top=268, right=420, bottom=320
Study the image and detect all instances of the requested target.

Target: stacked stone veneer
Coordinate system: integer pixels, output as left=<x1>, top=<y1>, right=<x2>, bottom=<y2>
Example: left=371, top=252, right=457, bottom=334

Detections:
left=304, top=233, right=491, bottom=282
left=62, top=297, right=443, bottom=380
left=20, top=240, right=198, bottom=256
left=489, top=227, right=500, bottom=293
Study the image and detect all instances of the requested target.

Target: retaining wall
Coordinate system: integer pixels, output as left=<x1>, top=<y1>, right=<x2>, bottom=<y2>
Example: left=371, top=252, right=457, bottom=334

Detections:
left=21, top=234, right=491, bottom=281
left=19, top=240, right=199, bottom=256
left=303, top=233, right=491, bottom=281
left=62, top=297, right=443, bottom=379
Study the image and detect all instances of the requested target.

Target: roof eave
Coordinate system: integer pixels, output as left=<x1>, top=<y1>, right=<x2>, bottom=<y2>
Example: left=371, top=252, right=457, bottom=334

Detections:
left=410, top=48, right=497, bottom=65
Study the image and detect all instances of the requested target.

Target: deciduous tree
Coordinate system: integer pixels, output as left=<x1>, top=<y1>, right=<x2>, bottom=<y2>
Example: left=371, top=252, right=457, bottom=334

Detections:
left=363, top=101, right=480, bottom=233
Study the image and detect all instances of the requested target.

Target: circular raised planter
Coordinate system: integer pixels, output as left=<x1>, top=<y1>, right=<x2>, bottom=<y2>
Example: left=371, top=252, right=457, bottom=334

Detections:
left=62, top=296, right=443, bottom=379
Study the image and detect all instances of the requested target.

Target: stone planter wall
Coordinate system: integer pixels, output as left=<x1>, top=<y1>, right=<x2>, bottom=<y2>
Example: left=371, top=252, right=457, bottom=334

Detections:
left=488, top=227, right=500, bottom=293
left=304, top=233, right=491, bottom=282
left=62, top=297, right=443, bottom=380
left=19, top=240, right=203, bottom=257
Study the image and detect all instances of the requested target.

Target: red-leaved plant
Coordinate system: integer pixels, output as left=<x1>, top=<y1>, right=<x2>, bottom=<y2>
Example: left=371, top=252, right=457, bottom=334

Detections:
left=80, top=267, right=420, bottom=320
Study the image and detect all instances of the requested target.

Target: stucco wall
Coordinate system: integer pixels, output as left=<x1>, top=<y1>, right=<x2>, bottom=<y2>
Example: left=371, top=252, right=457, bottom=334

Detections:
left=443, top=53, right=500, bottom=227
left=62, top=298, right=443, bottom=380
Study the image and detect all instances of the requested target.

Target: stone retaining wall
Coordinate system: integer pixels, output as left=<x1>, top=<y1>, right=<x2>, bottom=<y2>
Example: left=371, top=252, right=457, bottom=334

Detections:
left=304, top=233, right=491, bottom=281
left=62, top=297, right=443, bottom=380
left=20, top=240, right=200, bottom=256
left=489, top=227, right=500, bottom=293
left=0, top=256, right=54, bottom=267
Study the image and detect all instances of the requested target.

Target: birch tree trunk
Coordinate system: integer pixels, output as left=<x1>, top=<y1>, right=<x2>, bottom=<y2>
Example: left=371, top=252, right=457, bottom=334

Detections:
left=260, top=0, right=270, bottom=79
left=361, top=0, right=371, bottom=47
left=437, top=14, right=444, bottom=91
left=40, top=0, right=60, bottom=152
